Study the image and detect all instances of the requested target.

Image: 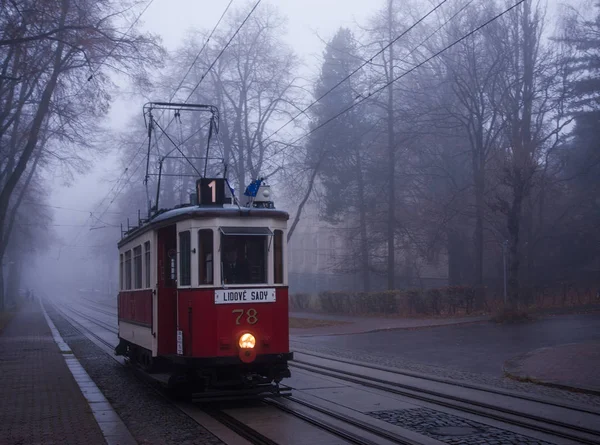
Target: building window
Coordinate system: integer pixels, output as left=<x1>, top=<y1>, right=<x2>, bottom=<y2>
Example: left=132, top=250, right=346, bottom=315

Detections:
left=119, top=254, right=123, bottom=290
left=328, top=235, right=336, bottom=261
left=198, top=229, right=213, bottom=285
left=274, top=230, right=284, bottom=284
left=179, top=231, right=191, bottom=286
left=144, top=241, right=151, bottom=288
left=125, top=250, right=132, bottom=290
left=133, top=246, right=142, bottom=289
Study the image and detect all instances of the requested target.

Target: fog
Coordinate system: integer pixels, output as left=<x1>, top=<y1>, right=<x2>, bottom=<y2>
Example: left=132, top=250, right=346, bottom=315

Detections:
left=2, top=0, right=597, bottom=314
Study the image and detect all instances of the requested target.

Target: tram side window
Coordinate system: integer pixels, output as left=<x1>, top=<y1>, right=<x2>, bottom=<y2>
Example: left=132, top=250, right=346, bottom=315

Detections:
left=144, top=241, right=151, bottom=288
left=133, top=246, right=142, bottom=289
left=274, top=230, right=284, bottom=284
left=198, top=229, right=213, bottom=285
left=119, top=254, right=123, bottom=290
left=179, top=231, right=191, bottom=286
left=221, top=234, right=267, bottom=285
left=124, top=250, right=132, bottom=290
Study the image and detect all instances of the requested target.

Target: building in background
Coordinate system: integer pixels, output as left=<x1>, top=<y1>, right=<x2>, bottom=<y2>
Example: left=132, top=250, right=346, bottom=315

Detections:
left=287, top=202, right=448, bottom=295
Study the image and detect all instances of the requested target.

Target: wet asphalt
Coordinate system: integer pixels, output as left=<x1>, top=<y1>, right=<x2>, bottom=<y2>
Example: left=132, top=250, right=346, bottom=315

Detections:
left=297, top=313, right=600, bottom=376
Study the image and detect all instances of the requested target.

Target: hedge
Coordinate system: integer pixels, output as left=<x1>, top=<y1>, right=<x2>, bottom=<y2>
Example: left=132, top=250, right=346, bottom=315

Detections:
left=289, top=286, right=487, bottom=316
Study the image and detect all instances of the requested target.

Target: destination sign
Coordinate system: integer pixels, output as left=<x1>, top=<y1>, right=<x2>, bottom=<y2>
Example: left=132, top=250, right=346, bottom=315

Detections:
left=214, top=288, right=276, bottom=304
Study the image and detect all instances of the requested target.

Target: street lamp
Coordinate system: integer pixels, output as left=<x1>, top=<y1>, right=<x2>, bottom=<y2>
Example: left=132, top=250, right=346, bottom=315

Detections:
left=486, top=224, right=508, bottom=305
left=502, top=239, right=508, bottom=305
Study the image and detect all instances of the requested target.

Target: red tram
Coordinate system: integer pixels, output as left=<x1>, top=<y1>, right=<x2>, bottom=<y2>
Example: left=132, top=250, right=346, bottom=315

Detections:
left=115, top=177, right=292, bottom=399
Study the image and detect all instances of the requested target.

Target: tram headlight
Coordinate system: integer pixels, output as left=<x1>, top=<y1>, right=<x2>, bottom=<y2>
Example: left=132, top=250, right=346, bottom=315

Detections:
left=239, top=333, right=256, bottom=349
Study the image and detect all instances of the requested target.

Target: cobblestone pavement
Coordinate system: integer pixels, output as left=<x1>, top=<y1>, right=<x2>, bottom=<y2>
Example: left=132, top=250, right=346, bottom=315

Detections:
left=290, top=340, right=600, bottom=408
left=0, top=302, right=107, bottom=445
left=45, top=305, right=224, bottom=445
left=369, top=407, right=555, bottom=445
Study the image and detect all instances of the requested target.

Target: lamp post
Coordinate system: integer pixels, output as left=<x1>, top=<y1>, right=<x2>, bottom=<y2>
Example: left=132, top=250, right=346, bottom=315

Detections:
left=502, top=239, right=508, bottom=305
left=486, top=224, right=508, bottom=305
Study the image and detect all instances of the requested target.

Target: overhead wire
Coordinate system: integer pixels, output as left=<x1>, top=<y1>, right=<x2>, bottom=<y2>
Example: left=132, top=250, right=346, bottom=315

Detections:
left=167, top=0, right=235, bottom=103
left=184, top=0, right=262, bottom=103
left=286, top=0, right=526, bottom=149
left=54, top=0, right=157, bottom=249
left=71, top=0, right=244, bottom=240
left=260, top=0, right=451, bottom=144
left=262, top=0, right=478, bottom=166
left=368, top=0, right=478, bottom=90
left=137, top=0, right=258, bottom=203
left=87, top=0, right=157, bottom=82
left=20, top=202, right=124, bottom=214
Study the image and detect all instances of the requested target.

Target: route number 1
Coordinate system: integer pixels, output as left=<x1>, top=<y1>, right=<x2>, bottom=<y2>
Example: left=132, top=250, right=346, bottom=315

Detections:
left=208, top=180, right=216, bottom=203
left=197, top=178, right=224, bottom=206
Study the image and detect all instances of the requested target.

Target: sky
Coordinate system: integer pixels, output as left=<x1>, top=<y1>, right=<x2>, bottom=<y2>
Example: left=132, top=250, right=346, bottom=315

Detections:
left=33, top=0, right=383, bottom=292
left=32, top=0, right=579, bottom=293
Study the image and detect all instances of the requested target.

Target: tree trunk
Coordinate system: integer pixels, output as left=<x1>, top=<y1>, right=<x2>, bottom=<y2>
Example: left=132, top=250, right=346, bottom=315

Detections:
left=386, top=0, right=396, bottom=290
left=447, top=228, right=470, bottom=285
left=507, top=176, right=525, bottom=312
left=6, top=254, right=20, bottom=307
left=0, top=265, right=4, bottom=312
left=288, top=160, right=321, bottom=242
left=0, top=0, right=69, bottom=270
left=356, top=152, right=371, bottom=292
left=474, top=165, right=484, bottom=287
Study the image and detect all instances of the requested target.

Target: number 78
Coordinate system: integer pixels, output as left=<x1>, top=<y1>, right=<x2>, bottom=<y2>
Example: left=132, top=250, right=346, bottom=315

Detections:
left=232, top=308, right=258, bottom=325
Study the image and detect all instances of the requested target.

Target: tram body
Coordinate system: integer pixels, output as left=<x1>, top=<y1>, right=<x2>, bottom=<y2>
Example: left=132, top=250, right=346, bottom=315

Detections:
left=115, top=178, right=292, bottom=397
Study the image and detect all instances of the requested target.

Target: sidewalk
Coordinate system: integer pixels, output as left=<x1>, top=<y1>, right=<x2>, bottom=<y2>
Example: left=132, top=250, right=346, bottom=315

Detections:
left=289, top=311, right=489, bottom=337
left=0, top=301, right=127, bottom=445
left=503, top=341, right=600, bottom=395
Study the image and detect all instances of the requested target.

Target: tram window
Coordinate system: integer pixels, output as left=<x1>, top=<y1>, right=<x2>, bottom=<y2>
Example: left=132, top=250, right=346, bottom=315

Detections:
left=179, top=231, right=191, bottom=286
left=274, top=230, right=284, bottom=284
left=198, top=229, right=213, bottom=285
left=124, top=250, right=132, bottom=290
left=133, top=246, right=142, bottom=289
left=119, top=254, right=123, bottom=290
left=144, top=241, right=151, bottom=288
left=221, top=234, right=267, bottom=285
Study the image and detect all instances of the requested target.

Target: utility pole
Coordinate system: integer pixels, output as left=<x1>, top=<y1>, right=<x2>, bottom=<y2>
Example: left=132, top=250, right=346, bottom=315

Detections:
left=386, top=0, right=396, bottom=290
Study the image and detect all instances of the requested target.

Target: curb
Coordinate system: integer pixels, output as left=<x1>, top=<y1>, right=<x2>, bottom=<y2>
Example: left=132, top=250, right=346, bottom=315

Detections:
left=503, top=345, right=600, bottom=397
left=41, top=299, right=138, bottom=445
left=291, top=317, right=490, bottom=337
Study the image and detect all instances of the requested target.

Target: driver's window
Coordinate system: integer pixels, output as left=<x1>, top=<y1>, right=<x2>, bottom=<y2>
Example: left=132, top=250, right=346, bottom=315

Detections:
left=221, top=234, right=267, bottom=285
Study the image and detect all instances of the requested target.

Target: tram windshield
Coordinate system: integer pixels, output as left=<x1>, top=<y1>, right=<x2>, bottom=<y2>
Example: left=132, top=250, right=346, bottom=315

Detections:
left=220, top=228, right=271, bottom=285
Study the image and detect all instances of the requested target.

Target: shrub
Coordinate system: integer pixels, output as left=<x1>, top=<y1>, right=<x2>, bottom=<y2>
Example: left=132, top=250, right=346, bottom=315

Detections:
left=289, top=293, right=311, bottom=311
left=313, top=285, right=490, bottom=316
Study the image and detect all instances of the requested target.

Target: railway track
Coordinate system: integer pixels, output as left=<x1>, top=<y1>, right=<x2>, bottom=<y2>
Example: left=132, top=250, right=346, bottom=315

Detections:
left=52, top=300, right=416, bottom=445
left=291, top=356, right=600, bottom=445
left=292, top=347, right=600, bottom=416
left=264, top=397, right=420, bottom=445
left=55, top=299, right=600, bottom=445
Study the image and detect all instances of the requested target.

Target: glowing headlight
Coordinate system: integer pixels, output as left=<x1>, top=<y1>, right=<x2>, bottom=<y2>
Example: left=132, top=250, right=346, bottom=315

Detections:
left=239, top=333, right=256, bottom=349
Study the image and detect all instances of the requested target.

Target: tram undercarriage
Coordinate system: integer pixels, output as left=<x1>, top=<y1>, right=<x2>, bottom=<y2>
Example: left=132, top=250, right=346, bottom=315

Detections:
left=118, top=339, right=292, bottom=400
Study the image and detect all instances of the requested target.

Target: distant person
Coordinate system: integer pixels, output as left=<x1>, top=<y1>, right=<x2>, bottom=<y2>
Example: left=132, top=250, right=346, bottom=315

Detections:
left=222, top=248, right=249, bottom=284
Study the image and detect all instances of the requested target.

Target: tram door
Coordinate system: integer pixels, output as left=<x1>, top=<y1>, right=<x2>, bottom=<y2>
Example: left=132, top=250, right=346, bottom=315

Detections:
left=157, top=225, right=177, bottom=355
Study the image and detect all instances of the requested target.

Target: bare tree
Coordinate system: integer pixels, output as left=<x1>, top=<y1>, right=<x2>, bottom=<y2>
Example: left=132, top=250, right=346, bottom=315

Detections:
left=0, top=0, right=163, bottom=309
left=490, top=0, right=572, bottom=311
left=174, top=4, right=302, bottom=193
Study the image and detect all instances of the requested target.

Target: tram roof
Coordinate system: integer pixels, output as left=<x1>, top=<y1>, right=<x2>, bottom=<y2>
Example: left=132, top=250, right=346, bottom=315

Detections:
left=118, top=204, right=289, bottom=248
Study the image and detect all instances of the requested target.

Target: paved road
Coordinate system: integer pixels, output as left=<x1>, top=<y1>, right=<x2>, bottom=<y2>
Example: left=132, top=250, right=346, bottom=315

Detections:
left=297, top=313, right=600, bottom=376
